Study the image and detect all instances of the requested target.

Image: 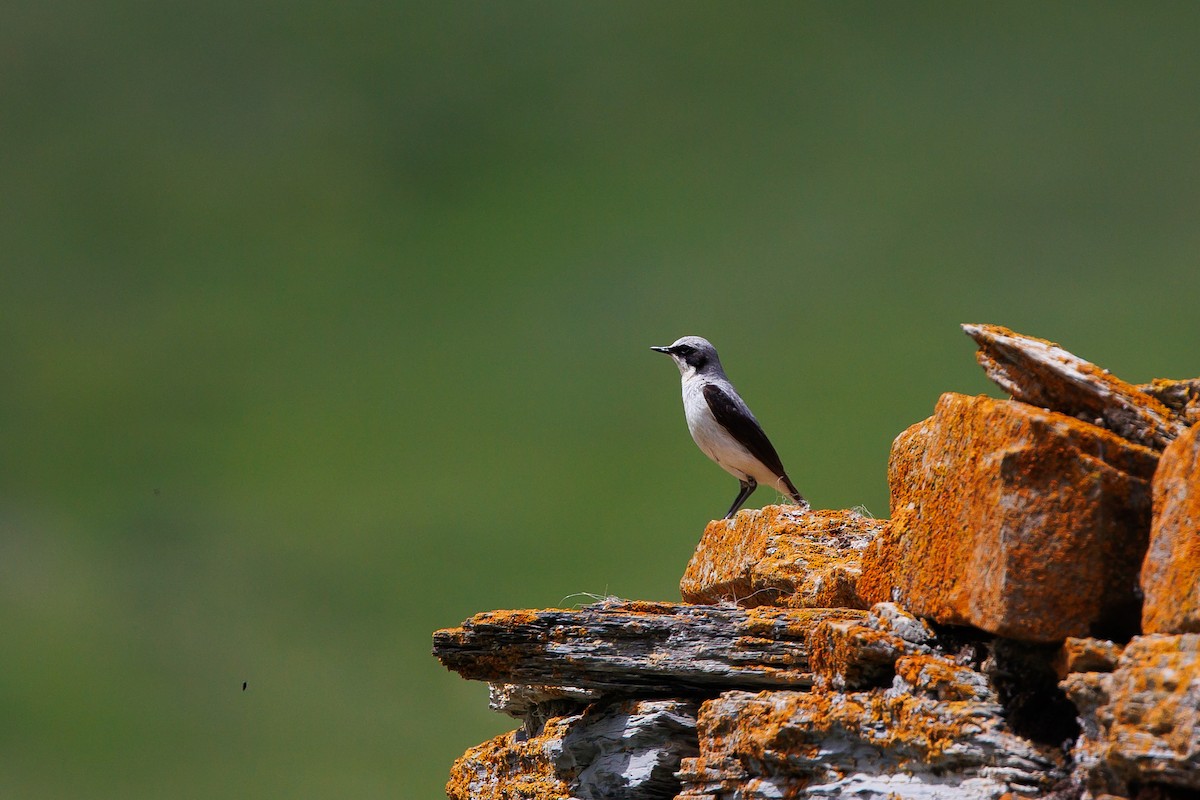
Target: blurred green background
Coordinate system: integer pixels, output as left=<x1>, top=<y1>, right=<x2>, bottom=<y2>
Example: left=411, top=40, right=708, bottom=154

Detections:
left=3, top=3, right=1199, bottom=797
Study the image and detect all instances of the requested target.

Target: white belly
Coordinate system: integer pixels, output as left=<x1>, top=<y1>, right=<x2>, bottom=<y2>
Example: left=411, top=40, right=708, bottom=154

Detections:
left=681, top=377, right=780, bottom=487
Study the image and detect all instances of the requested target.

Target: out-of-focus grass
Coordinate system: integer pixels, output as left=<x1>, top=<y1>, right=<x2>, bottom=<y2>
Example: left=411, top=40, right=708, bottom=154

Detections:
left=2, top=4, right=1199, bottom=797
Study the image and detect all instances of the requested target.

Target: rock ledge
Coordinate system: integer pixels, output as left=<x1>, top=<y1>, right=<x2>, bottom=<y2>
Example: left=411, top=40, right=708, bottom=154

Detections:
left=433, top=325, right=1200, bottom=800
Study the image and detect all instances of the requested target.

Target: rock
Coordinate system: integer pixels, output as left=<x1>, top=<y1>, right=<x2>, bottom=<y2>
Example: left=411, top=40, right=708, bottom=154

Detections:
left=433, top=600, right=864, bottom=693
left=488, top=683, right=603, bottom=721
left=1062, top=634, right=1200, bottom=795
left=859, top=392, right=1157, bottom=642
left=679, top=506, right=882, bottom=609
left=447, top=698, right=699, bottom=800
left=447, top=714, right=572, bottom=800
left=434, top=325, right=1200, bottom=799
left=894, top=653, right=992, bottom=702
left=677, top=686, right=1060, bottom=800
left=1050, top=638, right=1124, bottom=680
left=1138, top=378, right=1200, bottom=427
left=963, top=323, right=1185, bottom=449
left=556, top=700, right=698, bottom=799
left=808, top=617, right=922, bottom=690
left=864, top=600, right=936, bottom=645
left=808, top=602, right=936, bottom=691
left=1141, top=421, right=1200, bottom=634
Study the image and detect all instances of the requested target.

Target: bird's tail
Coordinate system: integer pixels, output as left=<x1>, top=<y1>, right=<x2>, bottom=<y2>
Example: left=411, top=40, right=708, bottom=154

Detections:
left=778, top=474, right=810, bottom=510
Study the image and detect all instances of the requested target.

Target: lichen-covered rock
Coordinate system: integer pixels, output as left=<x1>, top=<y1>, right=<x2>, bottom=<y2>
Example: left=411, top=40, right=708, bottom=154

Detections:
left=1062, top=634, right=1200, bottom=795
left=435, top=327, right=1200, bottom=799
left=894, top=653, right=991, bottom=702
left=1050, top=638, right=1123, bottom=680
left=433, top=601, right=864, bottom=693
left=1141, top=421, right=1200, bottom=634
left=808, top=617, right=921, bottom=691
left=808, top=602, right=935, bottom=690
left=447, top=699, right=699, bottom=800
left=859, top=392, right=1157, bottom=642
left=447, top=714, right=572, bottom=800
left=963, top=323, right=1186, bottom=449
left=680, top=506, right=882, bottom=609
left=555, top=700, right=698, bottom=799
left=865, top=601, right=935, bottom=645
left=1138, top=377, right=1200, bottom=427
left=677, top=685, right=1060, bottom=800
left=488, top=683, right=604, bottom=731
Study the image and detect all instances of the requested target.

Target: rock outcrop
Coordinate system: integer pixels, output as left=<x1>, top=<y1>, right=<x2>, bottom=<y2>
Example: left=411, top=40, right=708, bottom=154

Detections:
left=435, top=602, right=863, bottom=693
left=678, top=683, right=1057, bottom=800
left=963, top=324, right=1186, bottom=449
left=1062, top=634, right=1200, bottom=796
left=680, top=507, right=881, bottom=609
left=858, top=391, right=1157, bottom=642
left=447, top=699, right=700, bottom=800
left=1140, top=421, right=1200, bottom=634
left=433, top=324, right=1200, bottom=800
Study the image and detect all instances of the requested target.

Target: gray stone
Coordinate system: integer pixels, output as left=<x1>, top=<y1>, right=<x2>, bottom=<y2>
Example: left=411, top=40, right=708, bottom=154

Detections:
left=433, top=600, right=863, bottom=693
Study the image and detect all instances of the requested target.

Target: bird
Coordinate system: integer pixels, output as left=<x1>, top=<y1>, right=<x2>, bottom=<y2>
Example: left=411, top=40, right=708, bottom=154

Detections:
left=652, top=336, right=808, bottom=519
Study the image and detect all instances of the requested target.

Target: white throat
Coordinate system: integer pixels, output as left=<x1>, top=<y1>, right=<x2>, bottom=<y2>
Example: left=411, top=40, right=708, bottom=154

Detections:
left=673, top=358, right=698, bottom=381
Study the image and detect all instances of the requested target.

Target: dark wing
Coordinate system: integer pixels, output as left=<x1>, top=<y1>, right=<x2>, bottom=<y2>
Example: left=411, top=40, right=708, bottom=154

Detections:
left=702, top=383, right=788, bottom=479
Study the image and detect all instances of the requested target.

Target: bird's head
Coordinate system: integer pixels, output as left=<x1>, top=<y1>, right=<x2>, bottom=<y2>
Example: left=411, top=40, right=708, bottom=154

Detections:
left=651, top=335, right=722, bottom=377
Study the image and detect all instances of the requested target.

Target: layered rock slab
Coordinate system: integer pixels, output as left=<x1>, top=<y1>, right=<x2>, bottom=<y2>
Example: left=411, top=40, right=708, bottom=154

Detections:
left=677, top=683, right=1059, bottom=800
left=1062, top=634, right=1200, bottom=795
left=446, top=698, right=698, bottom=800
left=680, top=506, right=882, bottom=609
left=679, top=606, right=1060, bottom=799
left=963, top=323, right=1185, bottom=449
left=859, top=392, right=1157, bottom=642
left=433, top=601, right=863, bottom=693
left=1138, top=377, right=1200, bottom=427
left=1140, top=421, right=1200, bottom=634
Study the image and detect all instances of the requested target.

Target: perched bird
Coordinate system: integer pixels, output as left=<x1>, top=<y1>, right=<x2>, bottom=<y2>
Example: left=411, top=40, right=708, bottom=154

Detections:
left=652, top=336, right=808, bottom=519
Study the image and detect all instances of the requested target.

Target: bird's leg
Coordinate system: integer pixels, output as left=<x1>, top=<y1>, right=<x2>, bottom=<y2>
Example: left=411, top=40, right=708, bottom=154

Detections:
left=781, top=476, right=809, bottom=510
left=724, top=478, right=757, bottom=519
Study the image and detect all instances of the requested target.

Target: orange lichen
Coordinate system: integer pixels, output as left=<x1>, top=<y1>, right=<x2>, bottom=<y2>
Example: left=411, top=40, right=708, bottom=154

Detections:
left=681, top=506, right=883, bottom=609
left=1050, top=637, right=1123, bottom=678
left=445, top=719, right=574, bottom=800
left=687, top=684, right=1051, bottom=795
left=807, top=619, right=914, bottom=689
left=738, top=606, right=865, bottom=639
left=612, top=600, right=681, bottom=615
left=1139, top=378, right=1200, bottom=426
left=859, top=392, right=1155, bottom=642
left=1141, top=421, right=1200, bottom=634
left=433, top=619, right=532, bottom=680
left=1068, top=634, right=1200, bottom=790
left=965, top=323, right=1183, bottom=449
left=470, top=610, right=547, bottom=627
left=697, top=689, right=1001, bottom=772
left=894, top=655, right=985, bottom=702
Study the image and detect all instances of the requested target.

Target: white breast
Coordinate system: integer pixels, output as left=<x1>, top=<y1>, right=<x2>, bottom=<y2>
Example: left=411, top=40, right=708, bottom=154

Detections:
left=681, top=375, right=760, bottom=482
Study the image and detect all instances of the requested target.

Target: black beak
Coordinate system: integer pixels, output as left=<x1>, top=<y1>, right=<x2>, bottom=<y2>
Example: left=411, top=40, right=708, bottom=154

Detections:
left=650, top=346, right=672, bottom=354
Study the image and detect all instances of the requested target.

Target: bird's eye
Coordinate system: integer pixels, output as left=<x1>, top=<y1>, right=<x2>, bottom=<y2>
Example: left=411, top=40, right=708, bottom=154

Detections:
left=676, top=345, right=693, bottom=355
